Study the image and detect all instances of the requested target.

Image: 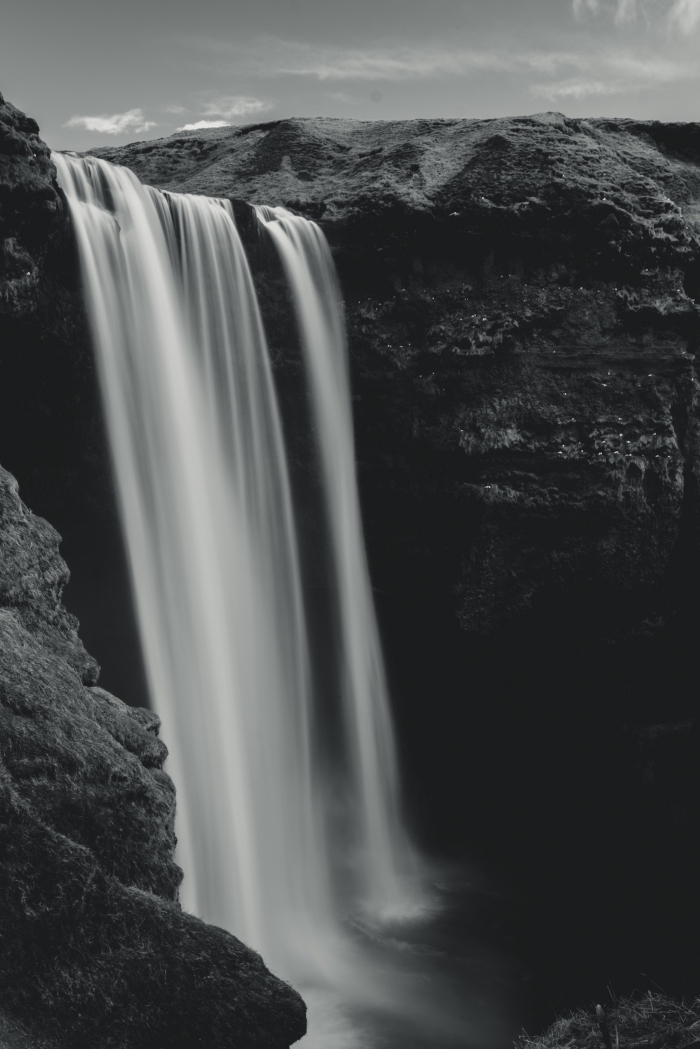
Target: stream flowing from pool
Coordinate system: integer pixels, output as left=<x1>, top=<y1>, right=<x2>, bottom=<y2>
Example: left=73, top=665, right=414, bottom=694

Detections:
left=54, top=152, right=513, bottom=1048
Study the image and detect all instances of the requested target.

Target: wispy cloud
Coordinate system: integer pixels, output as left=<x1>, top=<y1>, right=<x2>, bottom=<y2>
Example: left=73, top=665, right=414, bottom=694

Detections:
left=670, top=0, right=700, bottom=30
left=201, top=95, right=273, bottom=118
left=176, top=119, right=230, bottom=131
left=531, top=47, right=698, bottom=98
left=194, top=35, right=698, bottom=87
left=271, top=40, right=699, bottom=101
left=572, top=0, right=638, bottom=22
left=274, top=45, right=515, bottom=81
left=65, top=108, right=156, bottom=135
left=533, top=77, right=630, bottom=99
left=166, top=104, right=188, bottom=115
left=187, top=34, right=700, bottom=108
left=273, top=39, right=699, bottom=102
left=327, top=91, right=362, bottom=104
left=573, top=0, right=700, bottom=31
left=191, top=36, right=518, bottom=81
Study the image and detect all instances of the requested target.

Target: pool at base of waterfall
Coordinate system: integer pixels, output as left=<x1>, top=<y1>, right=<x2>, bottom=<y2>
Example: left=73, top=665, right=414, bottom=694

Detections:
left=291, top=865, right=522, bottom=1049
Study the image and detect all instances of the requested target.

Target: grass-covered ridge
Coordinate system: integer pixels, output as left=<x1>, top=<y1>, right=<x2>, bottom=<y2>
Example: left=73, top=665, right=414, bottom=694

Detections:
left=518, top=994, right=700, bottom=1049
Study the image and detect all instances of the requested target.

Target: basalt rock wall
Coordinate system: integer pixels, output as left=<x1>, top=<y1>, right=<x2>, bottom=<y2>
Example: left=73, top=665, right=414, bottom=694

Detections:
left=93, top=112, right=700, bottom=639
left=0, top=91, right=147, bottom=709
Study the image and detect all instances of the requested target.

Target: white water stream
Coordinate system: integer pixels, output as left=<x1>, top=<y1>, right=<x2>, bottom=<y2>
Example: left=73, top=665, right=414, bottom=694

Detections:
left=255, top=206, right=419, bottom=919
left=53, top=153, right=435, bottom=1027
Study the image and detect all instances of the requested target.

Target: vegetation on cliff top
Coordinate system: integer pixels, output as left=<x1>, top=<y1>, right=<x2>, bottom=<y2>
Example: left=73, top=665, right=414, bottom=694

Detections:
left=518, top=993, right=700, bottom=1049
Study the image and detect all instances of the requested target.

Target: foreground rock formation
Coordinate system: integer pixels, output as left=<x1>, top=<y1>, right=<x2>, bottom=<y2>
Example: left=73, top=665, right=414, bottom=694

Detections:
left=0, top=91, right=305, bottom=1049
left=2, top=90, right=700, bottom=1028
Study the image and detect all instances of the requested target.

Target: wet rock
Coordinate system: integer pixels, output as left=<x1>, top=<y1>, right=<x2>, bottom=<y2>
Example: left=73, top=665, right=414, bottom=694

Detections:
left=0, top=460, right=306, bottom=1048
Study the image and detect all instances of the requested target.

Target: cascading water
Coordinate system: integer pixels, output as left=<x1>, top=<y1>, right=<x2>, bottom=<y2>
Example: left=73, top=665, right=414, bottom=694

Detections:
left=255, top=207, right=418, bottom=919
left=53, top=152, right=506, bottom=1048
left=53, top=153, right=342, bottom=981
left=54, top=150, right=419, bottom=982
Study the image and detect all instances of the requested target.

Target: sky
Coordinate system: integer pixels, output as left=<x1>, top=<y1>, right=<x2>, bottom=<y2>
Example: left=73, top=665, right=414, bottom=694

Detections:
left=1, top=0, right=699, bottom=151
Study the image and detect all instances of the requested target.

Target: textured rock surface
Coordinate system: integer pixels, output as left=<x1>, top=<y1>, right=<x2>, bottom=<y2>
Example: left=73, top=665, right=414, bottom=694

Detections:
left=0, top=92, right=306, bottom=1049
left=0, top=91, right=63, bottom=315
left=0, top=458, right=306, bottom=1047
left=0, top=91, right=146, bottom=707
left=92, top=113, right=700, bottom=634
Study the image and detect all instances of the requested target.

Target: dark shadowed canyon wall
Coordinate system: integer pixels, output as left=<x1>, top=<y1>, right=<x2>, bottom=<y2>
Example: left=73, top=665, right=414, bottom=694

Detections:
left=3, top=90, right=700, bottom=1032
left=0, top=92, right=148, bottom=709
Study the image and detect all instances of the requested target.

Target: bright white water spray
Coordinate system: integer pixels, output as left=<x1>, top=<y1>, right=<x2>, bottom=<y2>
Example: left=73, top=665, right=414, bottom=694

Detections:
left=255, top=206, right=420, bottom=919
left=53, top=154, right=422, bottom=990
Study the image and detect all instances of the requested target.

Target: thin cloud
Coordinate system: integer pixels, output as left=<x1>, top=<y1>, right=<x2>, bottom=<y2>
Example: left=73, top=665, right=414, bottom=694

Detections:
left=192, top=36, right=517, bottom=81
left=531, top=46, right=699, bottom=97
left=176, top=119, right=230, bottom=131
left=672, top=0, right=700, bottom=30
left=327, top=91, right=362, bottom=104
left=194, top=36, right=695, bottom=84
left=616, top=0, right=640, bottom=19
left=189, top=34, right=699, bottom=105
left=271, top=41, right=698, bottom=96
left=573, top=0, right=700, bottom=31
left=573, top=0, right=630, bottom=17
left=201, top=95, right=273, bottom=118
left=65, top=108, right=156, bottom=135
left=533, top=78, right=629, bottom=99
left=167, top=104, right=188, bottom=115
left=277, top=46, right=515, bottom=81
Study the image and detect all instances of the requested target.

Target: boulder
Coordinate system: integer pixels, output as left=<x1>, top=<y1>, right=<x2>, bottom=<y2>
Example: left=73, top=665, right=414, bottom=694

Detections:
left=0, top=459, right=306, bottom=1048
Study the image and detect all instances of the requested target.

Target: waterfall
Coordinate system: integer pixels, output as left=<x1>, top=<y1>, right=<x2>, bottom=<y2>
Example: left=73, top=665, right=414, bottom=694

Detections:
left=255, top=207, right=417, bottom=918
left=53, top=153, right=420, bottom=992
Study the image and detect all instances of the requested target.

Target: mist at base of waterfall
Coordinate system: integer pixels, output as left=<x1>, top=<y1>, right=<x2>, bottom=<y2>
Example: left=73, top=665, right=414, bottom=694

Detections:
left=291, top=866, right=517, bottom=1049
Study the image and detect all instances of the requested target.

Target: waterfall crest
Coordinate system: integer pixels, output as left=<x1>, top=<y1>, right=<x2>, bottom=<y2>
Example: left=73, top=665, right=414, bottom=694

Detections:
left=54, top=153, right=420, bottom=989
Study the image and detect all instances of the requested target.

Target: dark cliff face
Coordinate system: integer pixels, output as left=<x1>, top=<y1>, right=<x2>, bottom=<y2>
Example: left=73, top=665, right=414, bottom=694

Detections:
left=0, top=92, right=62, bottom=303
left=93, top=111, right=700, bottom=635
left=0, top=91, right=148, bottom=709
left=0, top=92, right=306, bottom=1049
left=93, top=114, right=700, bottom=1010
